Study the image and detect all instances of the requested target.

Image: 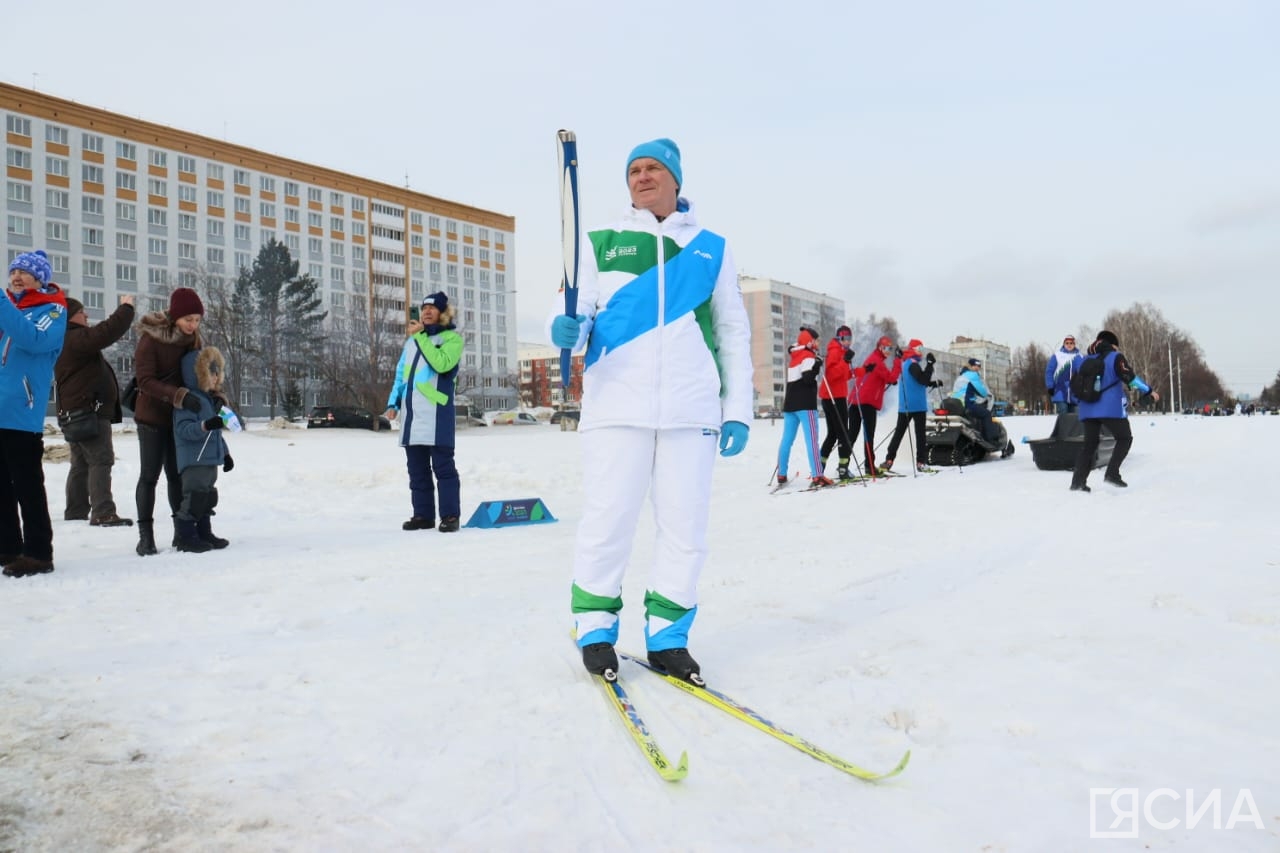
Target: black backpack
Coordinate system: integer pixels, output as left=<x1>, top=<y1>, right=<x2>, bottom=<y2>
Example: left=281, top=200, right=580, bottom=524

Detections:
left=1070, top=355, right=1113, bottom=403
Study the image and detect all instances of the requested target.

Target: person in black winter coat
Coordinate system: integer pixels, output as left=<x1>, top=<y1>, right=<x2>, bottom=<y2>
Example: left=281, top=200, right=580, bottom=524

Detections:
left=54, top=295, right=135, bottom=526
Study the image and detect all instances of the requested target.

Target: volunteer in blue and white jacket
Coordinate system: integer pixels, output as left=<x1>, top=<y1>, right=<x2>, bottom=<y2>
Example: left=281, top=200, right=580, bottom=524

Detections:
left=1, top=250, right=68, bottom=578
left=1045, top=335, right=1083, bottom=413
left=385, top=291, right=464, bottom=533
left=549, top=138, right=753, bottom=685
left=1070, top=330, right=1159, bottom=492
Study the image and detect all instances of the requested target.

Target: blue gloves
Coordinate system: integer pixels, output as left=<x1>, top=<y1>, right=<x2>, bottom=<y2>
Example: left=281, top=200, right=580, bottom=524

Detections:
left=551, top=314, right=585, bottom=348
left=719, top=420, right=749, bottom=457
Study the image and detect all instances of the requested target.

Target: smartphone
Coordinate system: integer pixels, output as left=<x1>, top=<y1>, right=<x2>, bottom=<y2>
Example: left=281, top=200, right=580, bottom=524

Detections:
left=410, top=306, right=420, bottom=321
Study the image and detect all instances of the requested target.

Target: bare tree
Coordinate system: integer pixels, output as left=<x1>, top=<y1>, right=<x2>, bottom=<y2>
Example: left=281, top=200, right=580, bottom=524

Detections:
left=1010, top=341, right=1051, bottom=413
left=1098, top=302, right=1225, bottom=408
left=316, top=274, right=405, bottom=412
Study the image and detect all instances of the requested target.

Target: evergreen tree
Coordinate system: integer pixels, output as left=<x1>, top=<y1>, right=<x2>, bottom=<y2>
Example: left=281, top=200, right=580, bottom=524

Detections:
left=246, top=240, right=327, bottom=417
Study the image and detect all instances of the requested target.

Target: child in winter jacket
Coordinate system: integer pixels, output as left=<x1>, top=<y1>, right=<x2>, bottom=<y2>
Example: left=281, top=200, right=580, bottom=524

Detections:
left=171, top=347, right=234, bottom=553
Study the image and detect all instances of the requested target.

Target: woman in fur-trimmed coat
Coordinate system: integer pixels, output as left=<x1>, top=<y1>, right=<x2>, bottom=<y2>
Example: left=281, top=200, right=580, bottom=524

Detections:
left=132, top=287, right=204, bottom=556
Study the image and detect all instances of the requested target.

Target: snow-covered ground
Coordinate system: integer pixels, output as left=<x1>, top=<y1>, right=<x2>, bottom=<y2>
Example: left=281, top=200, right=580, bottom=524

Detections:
left=2, top=411, right=1277, bottom=851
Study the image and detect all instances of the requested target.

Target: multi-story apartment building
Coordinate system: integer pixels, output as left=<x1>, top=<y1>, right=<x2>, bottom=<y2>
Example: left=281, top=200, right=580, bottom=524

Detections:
left=738, top=275, right=845, bottom=412
left=517, top=342, right=583, bottom=408
left=1, top=82, right=517, bottom=415
left=948, top=336, right=1012, bottom=403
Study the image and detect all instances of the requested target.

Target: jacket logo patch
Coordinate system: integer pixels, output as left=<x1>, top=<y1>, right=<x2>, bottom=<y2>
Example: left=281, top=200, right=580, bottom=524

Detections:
left=693, top=250, right=714, bottom=260
left=603, top=245, right=638, bottom=262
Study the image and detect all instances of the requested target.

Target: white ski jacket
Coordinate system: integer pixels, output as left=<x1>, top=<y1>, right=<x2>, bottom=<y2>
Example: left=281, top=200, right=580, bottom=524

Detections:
left=548, top=199, right=753, bottom=432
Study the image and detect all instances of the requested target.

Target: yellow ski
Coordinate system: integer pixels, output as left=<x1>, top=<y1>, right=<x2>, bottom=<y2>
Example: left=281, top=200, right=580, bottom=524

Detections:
left=621, top=652, right=909, bottom=782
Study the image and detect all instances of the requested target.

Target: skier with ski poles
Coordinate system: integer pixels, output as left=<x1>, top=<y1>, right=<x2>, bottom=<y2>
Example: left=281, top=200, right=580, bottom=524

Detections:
left=882, top=339, right=944, bottom=474
left=847, top=336, right=902, bottom=476
left=817, top=325, right=855, bottom=480
left=774, top=326, right=833, bottom=490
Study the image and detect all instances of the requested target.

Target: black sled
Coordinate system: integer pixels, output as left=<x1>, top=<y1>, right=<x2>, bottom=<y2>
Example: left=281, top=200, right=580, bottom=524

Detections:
left=1028, top=412, right=1115, bottom=471
left=924, top=398, right=1015, bottom=466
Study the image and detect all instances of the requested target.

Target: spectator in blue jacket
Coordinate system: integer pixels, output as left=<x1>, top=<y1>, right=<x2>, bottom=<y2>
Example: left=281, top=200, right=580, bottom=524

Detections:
left=1045, top=335, right=1083, bottom=413
left=1070, top=331, right=1159, bottom=491
left=1, top=251, right=69, bottom=578
left=172, top=347, right=235, bottom=553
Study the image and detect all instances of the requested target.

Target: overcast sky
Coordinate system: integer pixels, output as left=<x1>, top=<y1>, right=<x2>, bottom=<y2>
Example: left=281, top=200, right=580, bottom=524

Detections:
left=5, top=0, right=1277, bottom=394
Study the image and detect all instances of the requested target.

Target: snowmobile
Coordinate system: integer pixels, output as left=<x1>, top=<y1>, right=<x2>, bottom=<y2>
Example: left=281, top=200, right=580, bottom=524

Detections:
left=1028, top=412, right=1115, bottom=471
left=924, top=397, right=1015, bottom=466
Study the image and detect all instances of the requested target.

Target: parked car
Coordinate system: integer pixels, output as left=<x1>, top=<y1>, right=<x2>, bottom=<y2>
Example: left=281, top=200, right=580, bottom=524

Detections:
left=307, top=405, right=391, bottom=431
left=549, top=410, right=581, bottom=425
left=490, top=411, right=540, bottom=426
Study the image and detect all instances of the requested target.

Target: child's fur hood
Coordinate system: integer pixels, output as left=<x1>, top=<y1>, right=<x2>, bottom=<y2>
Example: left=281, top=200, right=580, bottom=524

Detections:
left=181, top=346, right=225, bottom=395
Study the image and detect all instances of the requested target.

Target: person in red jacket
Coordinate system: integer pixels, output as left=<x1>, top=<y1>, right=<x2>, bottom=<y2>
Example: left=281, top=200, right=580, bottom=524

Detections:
left=847, top=336, right=902, bottom=475
left=817, top=325, right=855, bottom=479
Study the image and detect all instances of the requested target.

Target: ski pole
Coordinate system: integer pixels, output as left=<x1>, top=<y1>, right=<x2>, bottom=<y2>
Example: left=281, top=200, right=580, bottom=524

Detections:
left=820, top=372, right=865, bottom=483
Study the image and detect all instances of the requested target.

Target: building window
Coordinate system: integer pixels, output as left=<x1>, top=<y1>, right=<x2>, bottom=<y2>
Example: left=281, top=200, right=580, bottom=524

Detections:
left=83, top=227, right=104, bottom=246
left=46, top=188, right=69, bottom=209
left=116, top=141, right=136, bottom=161
left=45, top=156, right=70, bottom=177
left=429, top=215, right=440, bottom=230
left=6, top=182, right=31, bottom=203
left=284, top=180, right=299, bottom=196
left=148, top=238, right=168, bottom=255
left=330, top=191, right=344, bottom=206
left=179, top=243, right=196, bottom=260
left=207, top=247, right=224, bottom=265
left=260, top=202, right=275, bottom=218
left=47, top=222, right=70, bottom=242
left=208, top=220, right=224, bottom=238
left=83, top=259, right=104, bottom=278
left=116, top=232, right=136, bottom=252
left=235, top=197, right=250, bottom=215
left=7, top=149, right=32, bottom=170
left=82, top=132, right=104, bottom=153
left=178, top=213, right=197, bottom=232
left=331, top=267, right=345, bottom=284
left=330, top=217, right=344, bottom=233
left=149, top=150, right=167, bottom=168
left=285, top=234, right=300, bottom=253
left=308, top=187, right=322, bottom=203
left=116, top=263, right=138, bottom=282
left=285, top=208, right=299, bottom=224
left=234, top=224, right=250, bottom=241
left=308, top=212, right=322, bottom=228
left=260, top=176, right=275, bottom=193
left=206, top=163, right=223, bottom=180
left=208, top=191, right=224, bottom=208
left=351, top=198, right=364, bottom=213
left=178, top=185, right=197, bottom=204
left=177, top=155, right=196, bottom=174
left=116, top=202, right=136, bottom=221
left=6, top=116, right=31, bottom=136
left=117, top=172, right=136, bottom=191
left=233, top=169, right=250, bottom=185
left=148, top=209, right=167, bottom=227
left=352, top=221, right=365, bottom=237
left=479, top=227, right=489, bottom=242
left=331, top=242, right=345, bottom=259
left=308, top=237, right=322, bottom=255
left=260, top=229, right=275, bottom=244
left=463, top=223, right=474, bottom=238
left=352, top=246, right=365, bottom=263
left=410, top=212, right=423, bottom=227
left=147, top=178, right=167, bottom=198
left=6, top=215, right=32, bottom=237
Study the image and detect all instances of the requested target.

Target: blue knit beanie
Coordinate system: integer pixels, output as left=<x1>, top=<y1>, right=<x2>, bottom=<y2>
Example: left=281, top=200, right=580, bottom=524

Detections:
left=625, top=138, right=682, bottom=189
left=9, top=250, right=52, bottom=285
